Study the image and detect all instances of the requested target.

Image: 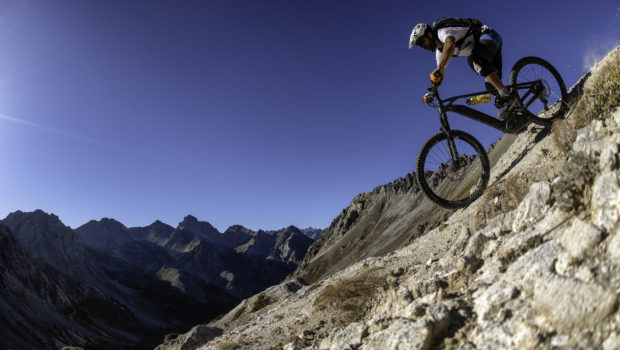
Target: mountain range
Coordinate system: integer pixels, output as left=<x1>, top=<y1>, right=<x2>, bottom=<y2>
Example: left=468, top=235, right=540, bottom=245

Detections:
left=0, top=210, right=317, bottom=349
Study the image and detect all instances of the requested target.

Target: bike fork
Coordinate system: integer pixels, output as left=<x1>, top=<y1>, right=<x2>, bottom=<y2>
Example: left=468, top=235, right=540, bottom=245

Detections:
left=439, top=110, right=460, bottom=166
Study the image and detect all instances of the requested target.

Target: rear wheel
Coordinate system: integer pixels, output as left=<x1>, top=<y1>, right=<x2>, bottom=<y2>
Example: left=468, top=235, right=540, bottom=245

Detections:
left=510, top=56, right=567, bottom=125
left=416, top=130, right=490, bottom=208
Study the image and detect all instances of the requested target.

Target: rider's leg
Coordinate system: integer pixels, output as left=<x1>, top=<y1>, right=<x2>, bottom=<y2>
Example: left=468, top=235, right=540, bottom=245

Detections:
left=468, top=36, right=517, bottom=118
left=469, top=30, right=507, bottom=93
left=485, top=71, right=505, bottom=91
left=468, top=40, right=505, bottom=92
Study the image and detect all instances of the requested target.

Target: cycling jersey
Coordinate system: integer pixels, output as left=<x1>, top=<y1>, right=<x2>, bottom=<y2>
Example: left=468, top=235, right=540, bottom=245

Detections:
left=434, top=27, right=475, bottom=64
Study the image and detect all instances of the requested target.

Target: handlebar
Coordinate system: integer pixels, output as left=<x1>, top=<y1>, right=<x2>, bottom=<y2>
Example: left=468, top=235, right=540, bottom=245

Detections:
left=423, top=86, right=439, bottom=105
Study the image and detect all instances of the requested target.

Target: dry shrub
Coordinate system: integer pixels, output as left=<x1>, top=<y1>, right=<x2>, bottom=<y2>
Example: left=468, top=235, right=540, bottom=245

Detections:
left=475, top=174, right=529, bottom=228
left=573, top=52, right=620, bottom=128
left=230, top=304, right=246, bottom=321
left=552, top=152, right=598, bottom=212
left=251, top=293, right=275, bottom=313
left=216, top=338, right=253, bottom=350
left=552, top=104, right=577, bottom=154
left=217, top=341, right=240, bottom=350
left=313, top=270, right=384, bottom=325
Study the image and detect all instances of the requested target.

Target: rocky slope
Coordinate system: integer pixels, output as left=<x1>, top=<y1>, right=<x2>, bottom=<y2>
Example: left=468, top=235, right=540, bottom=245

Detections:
left=0, top=223, right=144, bottom=350
left=156, top=47, right=620, bottom=349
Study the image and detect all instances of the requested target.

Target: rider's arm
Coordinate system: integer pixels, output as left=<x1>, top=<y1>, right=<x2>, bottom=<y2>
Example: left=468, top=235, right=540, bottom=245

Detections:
left=436, top=35, right=456, bottom=72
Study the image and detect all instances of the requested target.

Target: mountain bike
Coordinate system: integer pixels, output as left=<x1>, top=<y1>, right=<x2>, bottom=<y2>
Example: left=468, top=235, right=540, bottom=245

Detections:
left=416, top=56, right=567, bottom=208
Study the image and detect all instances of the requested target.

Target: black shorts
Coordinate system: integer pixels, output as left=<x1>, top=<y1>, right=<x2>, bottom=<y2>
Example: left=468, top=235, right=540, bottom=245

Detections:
left=467, top=30, right=503, bottom=78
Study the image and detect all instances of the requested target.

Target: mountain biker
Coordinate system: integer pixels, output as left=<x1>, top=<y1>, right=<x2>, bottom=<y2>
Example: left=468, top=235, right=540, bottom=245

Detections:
left=408, top=19, right=518, bottom=119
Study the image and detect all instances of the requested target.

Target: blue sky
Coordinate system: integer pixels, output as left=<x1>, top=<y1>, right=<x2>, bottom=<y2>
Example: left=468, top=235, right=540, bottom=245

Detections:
left=0, top=0, right=618, bottom=231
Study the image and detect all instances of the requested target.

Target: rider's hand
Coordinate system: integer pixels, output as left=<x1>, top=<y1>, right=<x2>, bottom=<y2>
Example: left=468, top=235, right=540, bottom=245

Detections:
left=430, top=69, right=443, bottom=87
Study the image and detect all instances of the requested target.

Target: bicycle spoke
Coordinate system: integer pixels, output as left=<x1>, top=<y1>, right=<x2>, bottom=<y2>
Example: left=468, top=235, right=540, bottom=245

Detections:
left=510, top=57, right=567, bottom=125
left=417, top=131, right=490, bottom=208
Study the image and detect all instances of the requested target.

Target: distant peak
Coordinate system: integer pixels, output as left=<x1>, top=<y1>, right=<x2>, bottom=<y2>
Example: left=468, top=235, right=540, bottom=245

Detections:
left=177, top=215, right=219, bottom=236
left=150, top=219, right=171, bottom=228
left=100, top=217, right=122, bottom=225
left=181, top=215, right=199, bottom=223
left=11, top=209, right=62, bottom=224
left=282, top=225, right=302, bottom=233
left=225, top=225, right=254, bottom=236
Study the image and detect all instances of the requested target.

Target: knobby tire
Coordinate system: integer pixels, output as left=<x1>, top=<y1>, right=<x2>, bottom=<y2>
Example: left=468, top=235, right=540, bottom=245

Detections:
left=416, top=130, right=490, bottom=209
left=510, top=57, right=568, bottom=126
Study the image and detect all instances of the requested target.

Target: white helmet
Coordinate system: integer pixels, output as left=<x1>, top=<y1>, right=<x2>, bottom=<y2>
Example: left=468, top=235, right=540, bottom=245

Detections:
left=408, top=23, right=431, bottom=49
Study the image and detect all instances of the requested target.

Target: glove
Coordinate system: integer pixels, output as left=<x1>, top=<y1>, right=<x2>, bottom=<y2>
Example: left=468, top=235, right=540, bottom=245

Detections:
left=430, top=69, right=443, bottom=87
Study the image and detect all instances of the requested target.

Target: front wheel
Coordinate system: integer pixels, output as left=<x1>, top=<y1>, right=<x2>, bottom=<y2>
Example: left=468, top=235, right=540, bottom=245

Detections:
left=416, top=130, right=490, bottom=208
left=510, top=57, right=568, bottom=125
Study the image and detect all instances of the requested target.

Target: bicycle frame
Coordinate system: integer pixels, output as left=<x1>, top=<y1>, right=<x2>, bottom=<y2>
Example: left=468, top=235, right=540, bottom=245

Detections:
left=416, top=56, right=565, bottom=208
left=430, top=81, right=541, bottom=135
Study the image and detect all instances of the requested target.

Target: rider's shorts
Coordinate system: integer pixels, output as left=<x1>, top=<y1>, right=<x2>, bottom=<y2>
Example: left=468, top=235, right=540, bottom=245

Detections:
left=468, top=29, right=503, bottom=78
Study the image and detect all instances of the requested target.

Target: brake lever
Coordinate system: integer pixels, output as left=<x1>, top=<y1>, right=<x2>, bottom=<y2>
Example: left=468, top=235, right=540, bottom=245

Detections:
left=423, top=92, right=434, bottom=105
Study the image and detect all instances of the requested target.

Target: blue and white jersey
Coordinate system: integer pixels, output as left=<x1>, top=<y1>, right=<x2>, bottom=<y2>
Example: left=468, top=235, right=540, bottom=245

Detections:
left=434, top=27, right=475, bottom=64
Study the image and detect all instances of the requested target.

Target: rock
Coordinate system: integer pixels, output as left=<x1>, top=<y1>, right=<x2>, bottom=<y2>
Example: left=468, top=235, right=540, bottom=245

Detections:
left=361, top=318, right=429, bottom=350
left=283, top=342, right=300, bottom=350
left=156, top=326, right=223, bottom=350
left=408, top=274, right=445, bottom=299
left=505, top=241, right=560, bottom=291
left=396, top=287, right=413, bottom=302
left=480, top=226, right=501, bottom=239
left=474, top=255, right=502, bottom=285
left=463, top=232, right=488, bottom=258
left=512, top=182, right=552, bottom=232
left=483, top=211, right=516, bottom=236
left=559, top=218, right=602, bottom=261
left=473, top=282, right=519, bottom=323
left=603, top=332, right=620, bottom=350
left=608, top=227, right=620, bottom=263
left=456, top=256, right=483, bottom=274
left=471, top=319, right=541, bottom=350
left=504, top=233, right=615, bottom=333
left=320, top=322, right=368, bottom=350
left=426, top=302, right=450, bottom=325
left=574, top=266, right=594, bottom=283
left=592, top=171, right=620, bottom=231
left=457, top=342, right=476, bottom=350
left=599, top=142, right=619, bottom=171
left=530, top=276, right=616, bottom=332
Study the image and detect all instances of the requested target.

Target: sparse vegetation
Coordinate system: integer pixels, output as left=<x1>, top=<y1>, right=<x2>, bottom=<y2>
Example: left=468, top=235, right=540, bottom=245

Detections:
left=553, top=50, right=620, bottom=153
left=475, top=174, right=529, bottom=228
left=573, top=53, right=620, bottom=128
left=217, top=341, right=239, bottom=350
left=216, top=338, right=253, bottom=350
left=551, top=101, right=579, bottom=154
left=251, top=293, right=275, bottom=313
left=230, top=304, right=246, bottom=321
left=313, top=270, right=385, bottom=325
